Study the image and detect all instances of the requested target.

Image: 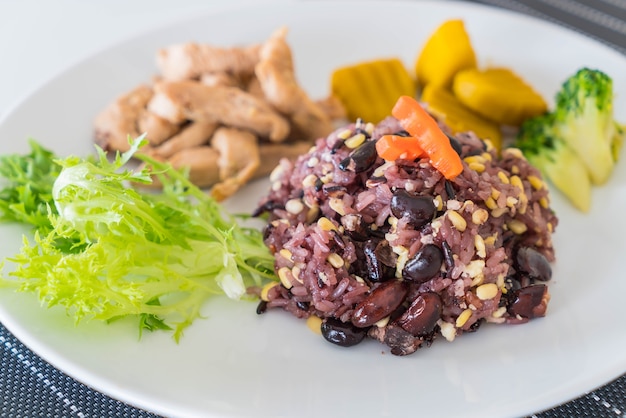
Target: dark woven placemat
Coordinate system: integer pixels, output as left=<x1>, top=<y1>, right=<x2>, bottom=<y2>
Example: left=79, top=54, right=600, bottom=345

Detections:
left=534, top=376, right=625, bottom=417
left=0, top=323, right=161, bottom=418
left=2, top=320, right=624, bottom=417
left=469, top=0, right=626, bottom=55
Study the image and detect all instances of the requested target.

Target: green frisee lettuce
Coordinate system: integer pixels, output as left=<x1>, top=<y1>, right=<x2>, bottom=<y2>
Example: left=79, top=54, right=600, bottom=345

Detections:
left=0, top=136, right=276, bottom=341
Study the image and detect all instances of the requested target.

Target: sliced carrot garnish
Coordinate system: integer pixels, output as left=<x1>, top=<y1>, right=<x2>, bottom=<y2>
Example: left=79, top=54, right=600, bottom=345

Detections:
left=376, top=134, right=426, bottom=161
left=391, top=96, right=463, bottom=179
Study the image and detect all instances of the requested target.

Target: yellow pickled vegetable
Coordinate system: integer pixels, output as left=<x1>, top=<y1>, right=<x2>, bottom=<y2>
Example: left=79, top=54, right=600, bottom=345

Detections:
left=453, top=67, right=547, bottom=126
left=415, top=19, right=477, bottom=89
left=331, top=58, right=415, bottom=123
left=421, top=84, right=502, bottom=150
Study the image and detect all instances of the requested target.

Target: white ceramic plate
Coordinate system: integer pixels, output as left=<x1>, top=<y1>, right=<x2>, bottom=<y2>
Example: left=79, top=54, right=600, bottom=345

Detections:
left=1, top=1, right=625, bottom=417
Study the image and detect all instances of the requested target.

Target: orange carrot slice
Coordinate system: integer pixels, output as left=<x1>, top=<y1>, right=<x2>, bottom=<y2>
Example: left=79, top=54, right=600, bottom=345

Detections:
left=391, top=96, right=464, bottom=179
left=376, top=134, right=426, bottom=161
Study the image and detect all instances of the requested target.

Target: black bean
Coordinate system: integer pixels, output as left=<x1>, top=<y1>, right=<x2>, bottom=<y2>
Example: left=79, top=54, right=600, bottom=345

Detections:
left=352, top=280, right=409, bottom=328
left=446, top=133, right=463, bottom=156
left=317, top=276, right=325, bottom=288
left=262, top=224, right=275, bottom=241
left=296, top=301, right=310, bottom=311
left=395, top=292, right=442, bottom=336
left=330, top=139, right=345, bottom=154
left=321, top=317, right=367, bottom=347
left=256, top=300, right=268, bottom=315
left=390, top=190, right=436, bottom=227
left=363, top=240, right=395, bottom=282
left=468, top=318, right=483, bottom=333
left=500, top=276, right=522, bottom=307
left=515, top=247, right=552, bottom=282
left=368, top=225, right=389, bottom=239
left=355, top=127, right=371, bottom=138
left=365, top=176, right=387, bottom=188
left=252, top=200, right=283, bottom=217
left=338, top=157, right=352, bottom=171
left=394, top=130, right=411, bottom=137
left=402, top=244, right=444, bottom=284
left=507, top=284, right=549, bottom=319
left=323, top=185, right=347, bottom=197
left=502, top=230, right=517, bottom=245
left=505, top=275, right=521, bottom=292
left=465, top=148, right=483, bottom=157
left=444, top=180, right=456, bottom=200
left=314, top=178, right=324, bottom=192
left=441, top=241, right=455, bottom=271
left=339, top=140, right=378, bottom=173
left=331, top=229, right=347, bottom=249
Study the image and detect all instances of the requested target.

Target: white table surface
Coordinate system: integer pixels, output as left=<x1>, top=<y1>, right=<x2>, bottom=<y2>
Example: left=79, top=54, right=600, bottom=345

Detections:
left=0, top=0, right=258, bottom=116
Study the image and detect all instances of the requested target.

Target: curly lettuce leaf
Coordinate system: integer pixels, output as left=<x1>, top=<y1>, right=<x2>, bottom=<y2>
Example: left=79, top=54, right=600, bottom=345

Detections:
left=0, top=137, right=276, bottom=341
left=0, top=139, right=61, bottom=229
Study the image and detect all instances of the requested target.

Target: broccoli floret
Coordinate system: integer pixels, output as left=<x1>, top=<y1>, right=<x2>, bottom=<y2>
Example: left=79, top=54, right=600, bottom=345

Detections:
left=553, top=68, right=625, bottom=184
left=515, top=112, right=591, bottom=212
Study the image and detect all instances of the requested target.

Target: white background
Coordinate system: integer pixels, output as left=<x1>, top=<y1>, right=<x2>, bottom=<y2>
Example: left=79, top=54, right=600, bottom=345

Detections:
left=0, top=0, right=259, bottom=115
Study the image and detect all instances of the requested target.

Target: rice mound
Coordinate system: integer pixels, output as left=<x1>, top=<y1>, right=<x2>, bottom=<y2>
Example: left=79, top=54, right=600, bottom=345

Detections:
left=255, top=116, right=558, bottom=356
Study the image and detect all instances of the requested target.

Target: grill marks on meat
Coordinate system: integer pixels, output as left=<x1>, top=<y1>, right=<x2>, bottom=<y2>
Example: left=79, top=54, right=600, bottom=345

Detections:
left=93, top=27, right=345, bottom=200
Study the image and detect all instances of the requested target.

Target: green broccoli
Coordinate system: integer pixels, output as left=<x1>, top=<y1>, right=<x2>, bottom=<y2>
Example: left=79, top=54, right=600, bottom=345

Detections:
left=515, top=112, right=591, bottom=212
left=553, top=67, right=625, bottom=185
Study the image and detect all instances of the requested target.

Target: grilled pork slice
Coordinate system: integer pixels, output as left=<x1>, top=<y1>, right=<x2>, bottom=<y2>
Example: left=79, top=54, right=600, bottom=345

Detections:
left=94, top=84, right=153, bottom=152
left=211, top=127, right=260, bottom=182
left=137, top=111, right=181, bottom=146
left=199, top=72, right=241, bottom=88
left=168, top=146, right=221, bottom=188
left=157, top=43, right=261, bottom=81
left=255, top=27, right=333, bottom=141
left=150, top=121, right=219, bottom=159
left=210, top=127, right=261, bottom=200
left=148, top=80, right=290, bottom=142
